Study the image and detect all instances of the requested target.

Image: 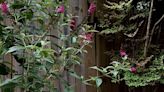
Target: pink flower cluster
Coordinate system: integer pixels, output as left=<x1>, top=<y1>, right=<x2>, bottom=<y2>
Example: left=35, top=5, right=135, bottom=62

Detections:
left=55, top=2, right=96, bottom=45
left=84, top=33, right=93, bottom=41
left=79, top=33, right=94, bottom=44
left=119, top=49, right=137, bottom=73
left=56, top=5, right=65, bottom=13
left=130, top=67, right=137, bottom=73
left=88, top=2, right=96, bottom=15
left=0, top=2, right=8, bottom=14
left=119, top=49, right=127, bottom=57
left=56, top=2, right=96, bottom=15
left=70, top=18, right=76, bottom=30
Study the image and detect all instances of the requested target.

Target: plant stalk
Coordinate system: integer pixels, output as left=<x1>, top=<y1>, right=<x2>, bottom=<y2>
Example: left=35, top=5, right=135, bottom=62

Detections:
left=148, top=14, right=164, bottom=46
left=143, top=0, right=154, bottom=57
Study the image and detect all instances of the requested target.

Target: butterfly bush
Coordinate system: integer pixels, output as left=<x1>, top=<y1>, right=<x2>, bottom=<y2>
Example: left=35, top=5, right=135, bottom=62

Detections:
left=0, top=0, right=97, bottom=91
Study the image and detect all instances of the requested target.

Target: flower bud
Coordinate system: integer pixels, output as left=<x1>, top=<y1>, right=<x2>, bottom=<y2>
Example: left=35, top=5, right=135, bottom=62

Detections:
left=130, top=67, right=137, bottom=73
left=56, top=5, right=65, bottom=13
left=119, top=49, right=127, bottom=57
left=0, top=2, right=8, bottom=14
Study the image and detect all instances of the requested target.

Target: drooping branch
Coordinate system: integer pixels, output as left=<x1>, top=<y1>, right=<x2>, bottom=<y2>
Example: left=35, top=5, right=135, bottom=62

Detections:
left=143, top=0, right=154, bottom=57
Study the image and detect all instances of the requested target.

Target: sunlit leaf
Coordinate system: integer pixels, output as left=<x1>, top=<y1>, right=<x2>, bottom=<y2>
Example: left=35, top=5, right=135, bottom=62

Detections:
left=6, top=46, right=25, bottom=53
left=90, top=66, right=105, bottom=73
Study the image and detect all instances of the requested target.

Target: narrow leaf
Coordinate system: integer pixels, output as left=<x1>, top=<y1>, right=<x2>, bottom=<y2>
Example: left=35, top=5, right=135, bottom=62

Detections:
left=6, top=46, right=25, bottom=53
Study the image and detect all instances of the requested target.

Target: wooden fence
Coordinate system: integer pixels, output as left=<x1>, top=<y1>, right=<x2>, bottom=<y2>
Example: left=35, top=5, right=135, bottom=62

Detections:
left=1, top=0, right=164, bottom=92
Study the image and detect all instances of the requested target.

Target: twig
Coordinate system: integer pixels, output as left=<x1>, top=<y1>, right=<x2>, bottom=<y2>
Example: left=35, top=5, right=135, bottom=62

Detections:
left=148, top=14, right=164, bottom=46
left=46, top=34, right=60, bottom=39
left=144, top=0, right=154, bottom=57
left=126, top=36, right=147, bottom=42
left=124, top=20, right=144, bottom=38
left=136, top=55, right=154, bottom=67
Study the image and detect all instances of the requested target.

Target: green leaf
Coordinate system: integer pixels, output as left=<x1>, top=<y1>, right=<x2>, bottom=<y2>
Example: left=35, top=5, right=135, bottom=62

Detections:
left=21, top=9, right=34, bottom=20
left=11, top=1, right=25, bottom=9
left=105, top=66, right=114, bottom=70
left=41, top=41, right=50, bottom=46
left=4, top=26, right=14, bottom=30
left=95, top=77, right=102, bottom=87
left=90, top=66, right=105, bottom=73
left=87, top=30, right=99, bottom=33
left=69, top=71, right=82, bottom=80
left=0, top=75, right=21, bottom=88
left=110, top=61, right=120, bottom=66
left=110, top=70, right=118, bottom=77
left=72, top=37, right=77, bottom=43
left=6, top=46, right=25, bottom=53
